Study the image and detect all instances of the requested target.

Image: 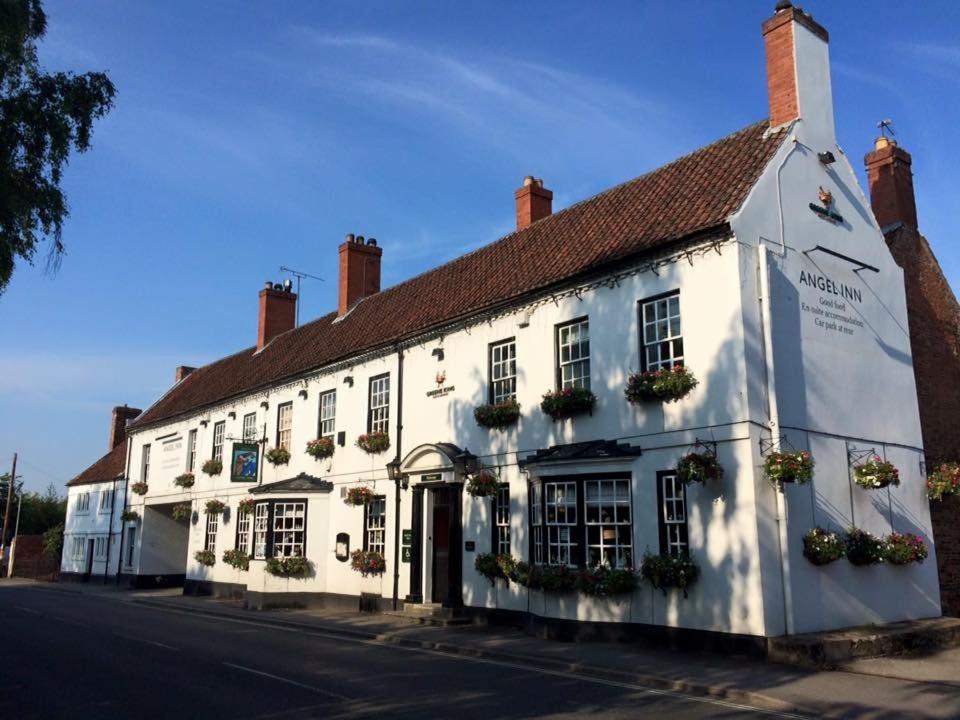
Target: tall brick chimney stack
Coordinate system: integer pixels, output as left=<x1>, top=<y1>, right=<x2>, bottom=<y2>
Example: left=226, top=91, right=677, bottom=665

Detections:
left=174, top=366, right=196, bottom=383
left=258, top=281, right=297, bottom=350
left=515, top=176, right=552, bottom=231
left=865, top=136, right=918, bottom=231
left=109, top=405, right=141, bottom=451
left=762, top=2, right=832, bottom=134
left=338, top=234, right=382, bottom=317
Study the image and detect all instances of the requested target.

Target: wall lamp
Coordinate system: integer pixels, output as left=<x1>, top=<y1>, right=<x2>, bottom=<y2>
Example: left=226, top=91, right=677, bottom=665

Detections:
left=386, top=457, right=407, bottom=489
left=453, top=449, right=480, bottom=479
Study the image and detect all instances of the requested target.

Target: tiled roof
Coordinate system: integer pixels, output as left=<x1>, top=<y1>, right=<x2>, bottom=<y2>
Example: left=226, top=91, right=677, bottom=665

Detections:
left=131, top=120, right=786, bottom=430
left=67, top=443, right=126, bottom=487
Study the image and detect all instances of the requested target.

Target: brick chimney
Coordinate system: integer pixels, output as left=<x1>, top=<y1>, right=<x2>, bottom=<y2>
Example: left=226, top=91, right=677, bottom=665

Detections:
left=338, top=234, right=382, bottom=316
left=174, top=366, right=196, bottom=383
left=515, top=176, right=552, bottom=231
left=109, top=405, right=141, bottom=451
left=865, top=136, right=918, bottom=231
left=762, top=2, right=833, bottom=136
left=258, top=281, right=297, bottom=350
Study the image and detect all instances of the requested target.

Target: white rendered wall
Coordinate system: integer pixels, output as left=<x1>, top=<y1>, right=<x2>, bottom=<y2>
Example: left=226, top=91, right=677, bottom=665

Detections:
left=61, top=481, right=124, bottom=578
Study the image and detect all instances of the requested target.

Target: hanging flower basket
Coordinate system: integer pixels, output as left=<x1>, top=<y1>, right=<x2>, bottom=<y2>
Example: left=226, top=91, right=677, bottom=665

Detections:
left=640, top=551, right=700, bottom=597
left=171, top=503, right=192, bottom=521
left=356, top=432, right=390, bottom=455
left=222, top=549, right=250, bottom=571
left=845, top=528, right=885, bottom=566
left=202, top=459, right=223, bottom=476
left=576, top=566, right=638, bottom=597
left=266, top=555, right=310, bottom=577
left=927, top=462, right=960, bottom=501
left=475, top=553, right=507, bottom=584
left=540, top=387, right=596, bottom=421
left=675, top=450, right=723, bottom=484
left=885, top=532, right=928, bottom=565
left=306, top=437, right=335, bottom=460
left=853, top=457, right=900, bottom=490
left=764, top=450, right=814, bottom=489
left=474, top=399, right=521, bottom=430
left=237, top=497, right=256, bottom=515
left=625, top=365, right=698, bottom=404
left=120, top=509, right=140, bottom=522
left=350, top=549, right=386, bottom=576
left=205, top=499, right=226, bottom=515
left=344, top=486, right=375, bottom=506
left=130, top=481, right=148, bottom=496
left=265, top=447, right=291, bottom=466
left=802, top=527, right=844, bottom=566
left=173, top=472, right=195, bottom=489
left=466, top=470, right=500, bottom=498
left=194, top=549, right=216, bottom=567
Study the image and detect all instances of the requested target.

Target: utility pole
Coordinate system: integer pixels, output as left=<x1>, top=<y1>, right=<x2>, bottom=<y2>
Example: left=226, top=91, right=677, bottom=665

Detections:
left=2, top=453, right=17, bottom=549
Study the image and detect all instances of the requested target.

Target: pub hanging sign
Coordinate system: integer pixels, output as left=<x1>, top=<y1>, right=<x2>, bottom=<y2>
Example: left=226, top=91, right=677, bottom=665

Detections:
left=230, top=442, right=259, bottom=482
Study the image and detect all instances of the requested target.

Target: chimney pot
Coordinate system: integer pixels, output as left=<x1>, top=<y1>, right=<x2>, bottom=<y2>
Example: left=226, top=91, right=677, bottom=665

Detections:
left=515, top=176, right=553, bottom=230
left=258, top=281, right=297, bottom=350
left=345, top=233, right=355, bottom=243
left=338, top=234, right=383, bottom=316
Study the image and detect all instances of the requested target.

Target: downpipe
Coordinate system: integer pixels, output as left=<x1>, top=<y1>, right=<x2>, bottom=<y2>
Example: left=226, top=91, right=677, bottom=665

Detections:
left=392, top=346, right=404, bottom=611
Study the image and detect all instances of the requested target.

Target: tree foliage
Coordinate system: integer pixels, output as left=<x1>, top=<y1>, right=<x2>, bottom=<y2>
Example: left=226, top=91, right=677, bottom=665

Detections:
left=17, top=483, right=65, bottom=534
left=0, top=0, right=115, bottom=293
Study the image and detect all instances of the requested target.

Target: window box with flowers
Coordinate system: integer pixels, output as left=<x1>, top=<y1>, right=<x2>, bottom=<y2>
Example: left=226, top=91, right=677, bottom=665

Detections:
left=466, top=470, right=499, bottom=498
left=577, top=566, right=638, bottom=597
left=173, top=472, right=195, bottom=489
left=205, top=499, right=226, bottom=515
left=853, top=457, right=899, bottom=490
left=927, top=462, right=960, bottom=501
left=540, top=387, right=596, bottom=421
left=475, top=553, right=508, bottom=584
left=222, top=549, right=250, bottom=571
left=350, top=549, right=386, bottom=576
left=764, top=450, right=814, bottom=490
left=474, top=399, right=521, bottom=430
left=356, top=432, right=390, bottom=455
left=845, top=528, right=885, bottom=566
left=266, top=555, right=310, bottom=577
left=496, top=555, right=534, bottom=587
left=265, top=447, right=291, bottom=466
left=194, top=549, right=215, bottom=567
left=171, top=503, right=192, bottom=521
left=202, top=459, right=223, bottom=477
left=306, top=437, right=335, bottom=460
left=538, top=564, right=578, bottom=593
left=675, top=449, right=723, bottom=485
left=885, top=532, right=928, bottom=565
left=344, top=486, right=375, bottom=506
left=131, top=481, right=148, bottom=496
left=120, top=509, right=140, bottom=523
left=625, top=365, right=698, bottom=404
left=237, top=497, right=256, bottom=515
left=640, top=552, right=700, bottom=597
left=802, top=527, right=844, bottom=566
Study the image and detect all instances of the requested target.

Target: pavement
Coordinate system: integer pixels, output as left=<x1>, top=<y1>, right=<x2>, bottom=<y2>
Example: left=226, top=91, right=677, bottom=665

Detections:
left=2, top=578, right=959, bottom=719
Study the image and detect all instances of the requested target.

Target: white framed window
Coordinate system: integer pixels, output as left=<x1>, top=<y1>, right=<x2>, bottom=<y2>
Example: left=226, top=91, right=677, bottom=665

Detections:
left=272, top=502, right=306, bottom=558
left=557, top=319, right=590, bottom=390
left=319, top=390, right=336, bottom=438
left=489, top=339, right=517, bottom=404
left=368, top=375, right=390, bottom=434
left=212, top=421, right=225, bottom=462
left=125, top=527, right=136, bottom=567
left=531, top=482, right=543, bottom=564
left=494, top=484, right=510, bottom=556
left=585, top=479, right=632, bottom=568
left=236, top=506, right=251, bottom=554
left=253, top=503, right=269, bottom=559
left=276, top=403, right=293, bottom=450
left=658, top=472, right=688, bottom=557
left=94, top=537, right=107, bottom=559
left=205, top=512, right=218, bottom=552
left=186, top=429, right=198, bottom=472
left=76, top=492, right=90, bottom=514
left=141, top=444, right=151, bottom=482
left=545, top=481, right=578, bottom=566
left=365, top=496, right=386, bottom=556
left=242, top=413, right=257, bottom=442
left=72, top=536, right=85, bottom=560
left=641, top=293, right=683, bottom=372
left=98, top=489, right=113, bottom=514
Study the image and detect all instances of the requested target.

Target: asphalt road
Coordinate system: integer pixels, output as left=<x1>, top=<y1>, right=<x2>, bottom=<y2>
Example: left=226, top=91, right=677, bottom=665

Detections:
left=0, top=584, right=800, bottom=720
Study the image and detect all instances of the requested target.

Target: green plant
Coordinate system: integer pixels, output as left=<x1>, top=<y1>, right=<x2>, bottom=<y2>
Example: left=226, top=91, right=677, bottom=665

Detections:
left=845, top=528, right=885, bottom=566
left=675, top=450, right=722, bottom=484
left=194, top=549, right=215, bottom=566
left=927, top=463, right=960, bottom=501
left=625, top=365, right=698, bottom=403
left=350, top=549, right=385, bottom=576
left=577, top=566, right=638, bottom=597
left=202, top=459, right=222, bottom=476
left=356, top=432, right=391, bottom=455
left=474, top=399, right=522, bottom=430
left=237, top=497, right=256, bottom=514
left=120, top=509, right=139, bottom=522
left=475, top=553, right=507, bottom=584
left=265, top=446, right=291, bottom=466
left=640, top=552, right=700, bottom=597
left=130, top=481, right=148, bottom=496
left=802, top=527, right=844, bottom=566
left=466, top=470, right=500, bottom=498
left=266, top=555, right=310, bottom=577
left=853, top=457, right=899, bottom=490
left=764, top=450, right=814, bottom=489
left=538, top=564, right=577, bottom=592
left=205, top=499, right=226, bottom=515
left=222, top=549, right=250, bottom=571
left=306, top=437, right=335, bottom=459
left=173, top=472, right=195, bottom=489
left=344, top=486, right=375, bottom=506
left=885, top=532, right=928, bottom=565
left=540, top=387, right=596, bottom=421
left=171, top=503, right=192, bottom=521
left=41, top=522, right=64, bottom=559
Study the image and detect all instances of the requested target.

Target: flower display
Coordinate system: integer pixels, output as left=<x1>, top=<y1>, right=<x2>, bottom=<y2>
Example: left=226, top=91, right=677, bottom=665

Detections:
left=356, top=432, right=391, bottom=455
left=306, top=437, right=335, bottom=459
left=350, top=549, right=386, bottom=576
left=675, top=450, right=723, bottom=484
left=845, top=527, right=885, bottom=566
left=344, top=486, right=375, bottom=506
left=173, top=472, right=195, bottom=489
left=222, top=549, right=250, bottom=571
left=853, top=457, right=900, bottom=490
left=927, top=462, right=960, bottom=501
left=576, top=566, right=638, bottom=597
left=265, top=555, right=310, bottom=577
left=625, top=365, right=698, bottom=404
left=885, top=532, right=928, bottom=565
left=474, top=553, right=507, bottom=584
left=540, top=387, right=596, bottom=421
left=205, top=499, right=226, bottom=515
left=763, top=450, right=814, bottom=489
left=201, top=459, right=223, bottom=476
left=120, top=509, right=140, bottom=522
left=466, top=470, right=500, bottom=498
left=194, top=549, right=215, bottom=567
left=538, top=564, right=578, bottom=592
left=474, top=399, right=522, bottom=430
left=237, top=497, right=256, bottom=514
left=171, top=503, right=192, bottom=521
left=802, top=527, right=844, bottom=566
left=640, top=552, right=700, bottom=597
left=130, top=481, right=148, bottom=496
left=265, top=446, right=291, bottom=466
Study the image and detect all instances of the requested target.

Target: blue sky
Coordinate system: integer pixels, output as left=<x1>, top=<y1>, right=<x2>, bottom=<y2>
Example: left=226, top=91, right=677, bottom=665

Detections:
left=1, top=1, right=958, bottom=492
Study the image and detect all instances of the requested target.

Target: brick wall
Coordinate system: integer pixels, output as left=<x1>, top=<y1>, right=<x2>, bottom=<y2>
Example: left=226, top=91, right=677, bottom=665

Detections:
left=10, top=534, right=59, bottom=580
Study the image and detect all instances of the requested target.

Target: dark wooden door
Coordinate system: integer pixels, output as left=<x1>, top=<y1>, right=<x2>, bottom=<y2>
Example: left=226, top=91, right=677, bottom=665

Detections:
left=431, top=488, right=451, bottom=603
left=84, top=539, right=95, bottom=580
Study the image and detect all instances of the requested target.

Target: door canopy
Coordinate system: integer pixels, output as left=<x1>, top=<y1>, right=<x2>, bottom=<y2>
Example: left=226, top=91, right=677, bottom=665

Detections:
left=398, top=442, right=463, bottom=479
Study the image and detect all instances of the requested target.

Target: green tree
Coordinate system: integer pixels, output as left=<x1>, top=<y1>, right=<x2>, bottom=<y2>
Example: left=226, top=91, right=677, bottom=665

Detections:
left=0, top=0, right=116, bottom=293
left=17, top=483, right=65, bottom=534
left=41, top=520, right=62, bottom=558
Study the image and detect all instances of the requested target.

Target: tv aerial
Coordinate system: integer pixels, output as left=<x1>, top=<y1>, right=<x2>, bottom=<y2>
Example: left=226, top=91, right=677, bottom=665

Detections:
left=279, top=266, right=324, bottom=326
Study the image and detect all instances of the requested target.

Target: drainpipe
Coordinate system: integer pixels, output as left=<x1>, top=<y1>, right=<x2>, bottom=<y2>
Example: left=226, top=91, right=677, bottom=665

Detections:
left=758, top=243, right=794, bottom=635
left=103, top=474, right=118, bottom=583
left=115, top=436, right=132, bottom=585
left=392, top=346, right=405, bottom=611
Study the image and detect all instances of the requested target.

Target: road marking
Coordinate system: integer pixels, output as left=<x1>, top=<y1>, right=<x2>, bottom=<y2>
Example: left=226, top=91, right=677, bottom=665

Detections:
left=222, top=662, right=352, bottom=702
left=53, top=615, right=90, bottom=628
left=13, top=606, right=41, bottom=615
left=112, top=633, right=179, bottom=651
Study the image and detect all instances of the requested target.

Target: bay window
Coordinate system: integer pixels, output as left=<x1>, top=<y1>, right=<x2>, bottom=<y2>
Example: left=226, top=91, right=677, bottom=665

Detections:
left=249, top=499, right=308, bottom=560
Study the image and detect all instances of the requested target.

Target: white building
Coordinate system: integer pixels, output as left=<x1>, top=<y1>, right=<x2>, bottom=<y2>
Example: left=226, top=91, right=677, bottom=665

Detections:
left=105, top=3, right=941, bottom=641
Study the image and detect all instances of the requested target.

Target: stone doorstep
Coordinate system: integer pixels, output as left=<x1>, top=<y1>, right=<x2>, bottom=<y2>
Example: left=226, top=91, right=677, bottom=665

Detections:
left=767, top=617, right=960, bottom=669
